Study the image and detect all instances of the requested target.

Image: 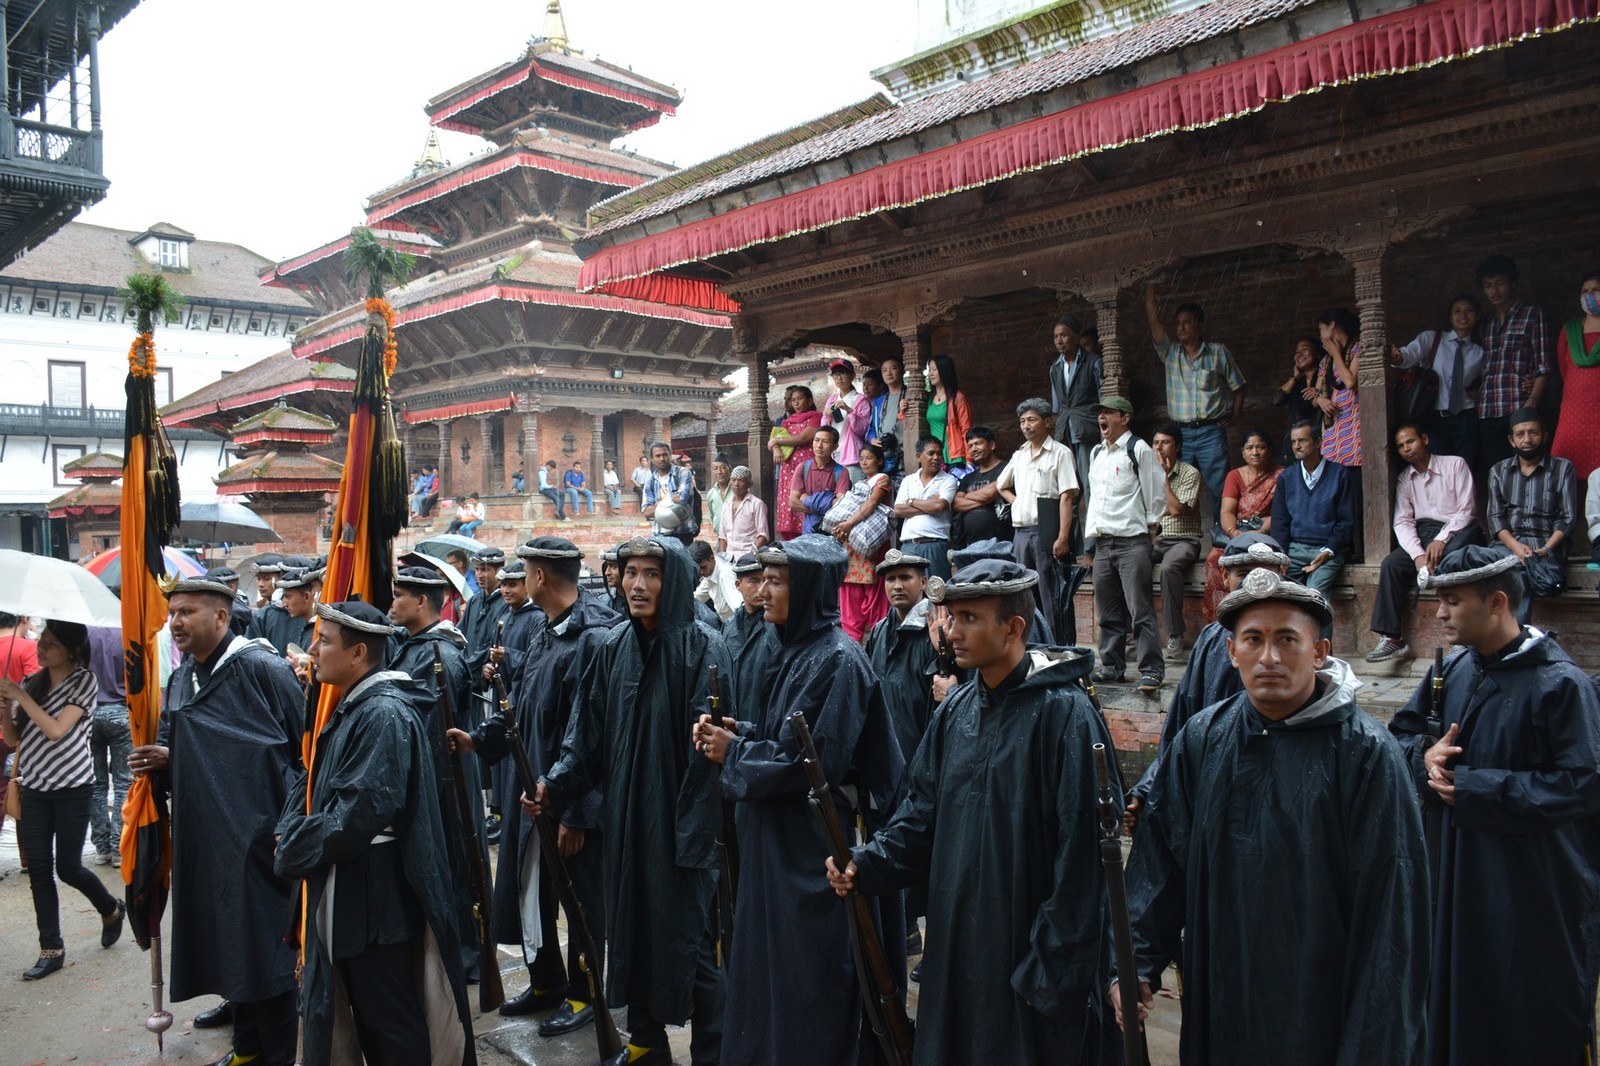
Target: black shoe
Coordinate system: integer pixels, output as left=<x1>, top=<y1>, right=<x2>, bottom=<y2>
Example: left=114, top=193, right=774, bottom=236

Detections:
left=101, top=899, right=126, bottom=948
left=538, top=1000, right=595, bottom=1036
left=909, top=961, right=922, bottom=984
left=905, top=928, right=922, bottom=956
left=603, top=1047, right=671, bottom=1066
left=500, top=985, right=567, bottom=1016
left=485, top=813, right=502, bottom=846
left=23, top=951, right=64, bottom=980
left=193, top=1000, right=234, bottom=1028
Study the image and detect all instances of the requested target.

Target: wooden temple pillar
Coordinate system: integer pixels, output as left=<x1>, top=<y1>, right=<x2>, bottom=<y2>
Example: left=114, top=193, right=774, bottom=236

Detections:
left=589, top=412, right=606, bottom=503
left=1347, top=241, right=1394, bottom=566
left=651, top=416, right=668, bottom=448
left=704, top=407, right=720, bottom=490
left=894, top=323, right=928, bottom=451
left=478, top=415, right=496, bottom=494
left=517, top=397, right=540, bottom=494
left=745, top=339, right=773, bottom=507
left=1091, top=289, right=1125, bottom=399
left=436, top=419, right=454, bottom=498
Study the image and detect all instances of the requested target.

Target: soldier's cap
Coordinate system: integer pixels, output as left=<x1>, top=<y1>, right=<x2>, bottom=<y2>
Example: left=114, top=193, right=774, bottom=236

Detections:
left=516, top=536, right=583, bottom=561
left=753, top=543, right=788, bottom=567
left=254, top=560, right=287, bottom=575
left=471, top=547, right=506, bottom=566
left=948, top=537, right=1015, bottom=569
left=1421, top=544, right=1524, bottom=589
left=314, top=597, right=395, bottom=635
left=1216, top=568, right=1333, bottom=630
left=1090, top=395, right=1134, bottom=416
left=617, top=536, right=666, bottom=560
left=497, top=561, right=527, bottom=582
left=926, top=559, right=1038, bottom=603
left=876, top=548, right=932, bottom=575
left=731, top=553, right=763, bottom=576
left=165, top=578, right=236, bottom=602
left=1218, top=532, right=1291, bottom=570
left=204, top=566, right=239, bottom=584
left=275, top=567, right=318, bottom=591
left=601, top=548, right=620, bottom=564
left=394, top=565, right=450, bottom=588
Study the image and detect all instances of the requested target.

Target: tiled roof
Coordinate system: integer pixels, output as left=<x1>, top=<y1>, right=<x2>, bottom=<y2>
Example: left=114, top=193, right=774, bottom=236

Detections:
left=590, top=96, right=894, bottom=225
left=216, top=450, right=343, bottom=485
left=47, top=481, right=121, bottom=515
left=62, top=451, right=124, bottom=477
left=162, top=349, right=355, bottom=423
left=535, top=49, right=681, bottom=105
left=587, top=0, right=1316, bottom=235
left=0, top=222, right=318, bottom=311
left=231, top=406, right=339, bottom=435
left=519, top=133, right=671, bottom=179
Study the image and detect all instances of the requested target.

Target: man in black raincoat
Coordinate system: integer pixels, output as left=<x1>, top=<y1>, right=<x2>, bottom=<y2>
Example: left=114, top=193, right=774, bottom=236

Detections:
left=131, top=578, right=302, bottom=1066
left=1390, top=546, right=1600, bottom=1065
left=1123, top=569, right=1429, bottom=1064
left=205, top=566, right=256, bottom=637
left=829, top=560, right=1118, bottom=1065
left=486, top=560, right=542, bottom=702
left=1124, top=533, right=1289, bottom=828
left=389, top=563, right=486, bottom=981
left=533, top=535, right=729, bottom=1066
left=696, top=535, right=905, bottom=1066
left=246, top=565, right=317, bottom=657
left=458, top=547, right=508, bottom=840
left=718, top=553, right=776, bottom=714
left=947, top=538, right=1052, bottom=644
left=865, top=548, right=937, bottom=772
left=275, top=599, right=476, bottom=1066
left=450, top=536, right=619, bottom=1030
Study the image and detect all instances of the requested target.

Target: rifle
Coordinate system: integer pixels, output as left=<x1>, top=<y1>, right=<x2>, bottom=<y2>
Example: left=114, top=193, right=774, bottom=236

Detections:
left=491, top=672, right=623, bottom=1062
left=709, top=665, right=738, bottom=969
left=1095, top=742, right=1148, bottom=1066
left=935, top=621, right=957, bottom=679
left=432, top=647, right=505, bottom=1013
left=1424, top=646, right=1446, bottom=747
left=788, top=709, right=914, bottom=1066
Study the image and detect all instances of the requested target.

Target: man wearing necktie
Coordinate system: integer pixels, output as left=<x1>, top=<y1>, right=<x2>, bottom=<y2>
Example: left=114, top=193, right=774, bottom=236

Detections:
left=1391, top=294, right=1486, bottom=475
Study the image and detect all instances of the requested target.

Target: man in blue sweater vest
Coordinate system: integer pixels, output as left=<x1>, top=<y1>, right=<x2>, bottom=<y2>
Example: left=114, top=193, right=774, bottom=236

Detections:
left=1270, top=420, right=1354, bottom=634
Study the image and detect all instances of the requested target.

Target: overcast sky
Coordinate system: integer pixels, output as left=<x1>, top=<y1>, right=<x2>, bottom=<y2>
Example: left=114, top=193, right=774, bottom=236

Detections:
left=77, top=0, right=917, bottom=261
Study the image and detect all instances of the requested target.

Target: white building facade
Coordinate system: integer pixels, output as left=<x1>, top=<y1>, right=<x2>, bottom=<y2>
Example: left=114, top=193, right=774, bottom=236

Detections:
left=0, top=221, right=313, bottom=556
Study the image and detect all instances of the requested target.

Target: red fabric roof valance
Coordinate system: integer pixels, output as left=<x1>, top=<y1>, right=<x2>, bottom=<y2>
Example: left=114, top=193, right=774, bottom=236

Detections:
left=577, top=0, right=1598, bottom=292
left=402, top=396, right=516, bottom=424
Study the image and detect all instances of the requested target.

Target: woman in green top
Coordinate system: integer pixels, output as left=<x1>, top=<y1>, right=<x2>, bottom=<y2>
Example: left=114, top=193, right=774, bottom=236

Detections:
left=926, top=354, right=972, bottom=469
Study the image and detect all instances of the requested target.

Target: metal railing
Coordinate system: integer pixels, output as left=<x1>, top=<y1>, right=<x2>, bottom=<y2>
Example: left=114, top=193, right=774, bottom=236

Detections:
left=0, top=403, right=213, bottom=441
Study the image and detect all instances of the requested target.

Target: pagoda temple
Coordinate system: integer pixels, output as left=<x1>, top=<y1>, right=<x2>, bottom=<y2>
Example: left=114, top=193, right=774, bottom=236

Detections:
left=214, top=404, right=343, bottom=551
left=258, top=1, right=734, bottom=510
left=46, top=450, right=124, bottom=557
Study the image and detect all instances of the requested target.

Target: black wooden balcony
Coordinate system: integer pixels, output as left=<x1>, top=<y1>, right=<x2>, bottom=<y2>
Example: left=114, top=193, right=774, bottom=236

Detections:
left=0, top=402, right=215, bottom=441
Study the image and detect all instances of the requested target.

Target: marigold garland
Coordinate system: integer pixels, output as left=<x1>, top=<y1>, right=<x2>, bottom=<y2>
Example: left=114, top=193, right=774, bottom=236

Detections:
left=127, top=332, right=157, bottom=379
left=366, top=297, right=398, bottom=379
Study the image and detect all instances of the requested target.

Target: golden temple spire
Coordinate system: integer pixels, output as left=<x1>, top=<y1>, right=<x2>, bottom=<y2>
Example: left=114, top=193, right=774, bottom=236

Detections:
left=411, top=130, right=449, bottom=178
left=542, top=1, right=570, bottom=51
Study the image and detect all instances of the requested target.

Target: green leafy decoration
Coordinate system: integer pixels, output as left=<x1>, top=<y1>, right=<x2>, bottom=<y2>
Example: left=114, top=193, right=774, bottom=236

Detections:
left=121, top=273, right=185, bottom=333
left=344, top=227, right=416, bottom=299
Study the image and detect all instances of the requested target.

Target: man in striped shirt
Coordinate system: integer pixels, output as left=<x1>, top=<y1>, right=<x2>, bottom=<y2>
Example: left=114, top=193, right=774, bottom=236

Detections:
left=1487, top=409, right=1577, bottom=623
left=1476, top=255, right=1553, bottom=470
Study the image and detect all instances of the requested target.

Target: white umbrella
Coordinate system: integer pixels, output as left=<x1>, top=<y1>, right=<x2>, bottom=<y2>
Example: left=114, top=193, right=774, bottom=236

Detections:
left=0, top=549, right=124, bottom=627
left=171, top=500, right=283, bottom=545
left=398, top=551, right=469, bottom=600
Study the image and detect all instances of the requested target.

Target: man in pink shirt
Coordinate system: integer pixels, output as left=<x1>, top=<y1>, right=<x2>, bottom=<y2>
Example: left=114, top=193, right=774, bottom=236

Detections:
left=1368, top=423, right=1485, bottom=661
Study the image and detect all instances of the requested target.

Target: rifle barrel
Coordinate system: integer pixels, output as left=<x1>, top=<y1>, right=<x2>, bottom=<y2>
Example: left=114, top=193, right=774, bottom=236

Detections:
left=494, top=674, right=623, bottom=1061
left=434, top=649, right=504, bottom=1013
left=788, top=710, right=915, bottom=1066
left=1094, top=743, right=1147, bottom=1066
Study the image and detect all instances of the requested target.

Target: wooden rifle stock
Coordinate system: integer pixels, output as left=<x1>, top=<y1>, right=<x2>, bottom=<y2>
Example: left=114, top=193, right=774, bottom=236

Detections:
left=491, top=673, right=623, bottom=1062
left=1095, top=743, right=1148, bottom=1066
left=433, top=647, right=504, bottom=1013
left=708, top=665, right=738, bottom=969
left=788, top=709, right=915, bottom=1066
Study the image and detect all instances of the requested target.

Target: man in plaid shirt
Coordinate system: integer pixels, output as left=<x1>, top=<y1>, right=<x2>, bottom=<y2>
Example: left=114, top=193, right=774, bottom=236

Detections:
left=1476, top=254, right=1553, bottom=470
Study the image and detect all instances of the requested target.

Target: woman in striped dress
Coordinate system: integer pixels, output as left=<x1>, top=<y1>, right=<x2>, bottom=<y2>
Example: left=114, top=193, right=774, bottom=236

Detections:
left=1316, top=307, right=1363, bottom=467
left=0, top=619, right=124, bottom=980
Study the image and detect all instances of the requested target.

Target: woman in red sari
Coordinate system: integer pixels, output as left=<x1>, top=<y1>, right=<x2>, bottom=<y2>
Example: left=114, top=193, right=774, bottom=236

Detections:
left=1202, top=429, right=1282, bottom=620
left=771, top=385, right=824, bottom=540
left=1551, top=270, right=1600, bottom=482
